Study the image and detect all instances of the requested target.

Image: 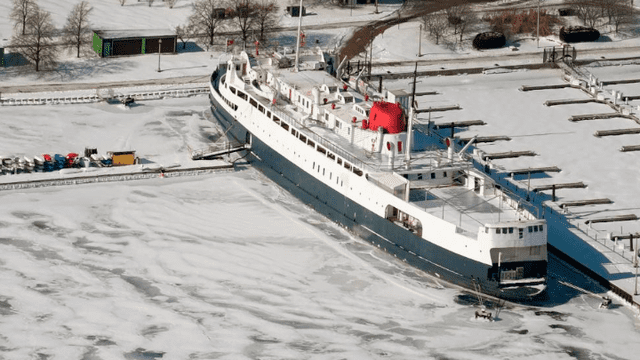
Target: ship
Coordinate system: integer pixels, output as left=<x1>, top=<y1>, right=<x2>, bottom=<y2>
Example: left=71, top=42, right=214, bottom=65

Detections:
left=207, top=45, right=547, bottom=301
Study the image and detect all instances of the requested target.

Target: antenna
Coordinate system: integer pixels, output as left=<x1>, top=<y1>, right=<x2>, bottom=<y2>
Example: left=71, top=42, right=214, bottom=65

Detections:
left=404, top=62, right=417, bottom=168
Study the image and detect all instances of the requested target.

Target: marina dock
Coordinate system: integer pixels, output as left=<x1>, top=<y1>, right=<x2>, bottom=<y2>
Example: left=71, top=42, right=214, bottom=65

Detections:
left=0, top=160, right=234, bottom=191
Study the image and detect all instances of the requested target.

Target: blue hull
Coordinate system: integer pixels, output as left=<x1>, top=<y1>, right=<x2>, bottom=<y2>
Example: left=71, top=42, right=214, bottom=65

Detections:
left=208, top=73, right=545, bottom=302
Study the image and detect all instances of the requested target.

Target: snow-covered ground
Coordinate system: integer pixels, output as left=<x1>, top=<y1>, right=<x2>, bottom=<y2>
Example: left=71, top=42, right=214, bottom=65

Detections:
left=0, top=0, right=392, bottom=88
left=1, top=95, right=639, bottom=359
left=3, top=1, right=640, bottom=359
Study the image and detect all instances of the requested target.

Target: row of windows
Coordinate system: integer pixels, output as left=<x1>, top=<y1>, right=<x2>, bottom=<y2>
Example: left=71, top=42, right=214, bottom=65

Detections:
left=313, top=161, right=344, bottom=187
left=228, top=81, right=363, bottom=179
left=488, top=224, right=544, bottom=235
left=404, top=172, right=448, bottom=180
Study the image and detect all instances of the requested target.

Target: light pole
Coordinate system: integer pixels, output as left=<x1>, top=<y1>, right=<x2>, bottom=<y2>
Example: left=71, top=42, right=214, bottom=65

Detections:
left=157, top=38, right=162, bottom=72
left=635, top=235, right=638, bottom=295
left=418, top=24, right=422, bottom=57
left=537, top=0, right=544, bottom=48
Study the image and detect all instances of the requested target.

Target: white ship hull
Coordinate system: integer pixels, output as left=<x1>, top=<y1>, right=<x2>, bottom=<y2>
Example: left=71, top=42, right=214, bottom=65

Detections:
left=207, top=53, right=547, bottom=301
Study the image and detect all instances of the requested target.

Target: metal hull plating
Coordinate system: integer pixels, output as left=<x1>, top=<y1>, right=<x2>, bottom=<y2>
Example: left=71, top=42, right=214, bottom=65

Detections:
left=208, top=71, right=545, bottom=302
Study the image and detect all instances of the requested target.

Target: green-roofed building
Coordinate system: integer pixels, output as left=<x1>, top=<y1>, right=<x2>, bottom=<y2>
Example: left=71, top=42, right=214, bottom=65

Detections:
left=92, top=29, right=176, bottom=58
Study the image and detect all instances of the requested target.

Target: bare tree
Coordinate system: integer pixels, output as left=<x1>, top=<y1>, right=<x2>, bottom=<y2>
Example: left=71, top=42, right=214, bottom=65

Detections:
left=423, top=12, right=448, bottom=45
left=459, top=11, right=478, bottom=44
left=608, top=1, right=634, bottom=34
left=175, top=24, right=193, bottom=49
left=230, top=0, right=257, bottom=45
left=148, top=0, right=154, bottom=7
left=446, top=4, right=477, bottom=43
left=11, top=6, right=57, bottom=71
left=10, top=0, right=38, bottom=36
left=166, top=0, right=178, bottom=8
left=118, top=0, right=126, bottom=5
left=63, top=1, right=93, bottom=58
left=254, top=0, right=279, bottom=42
left=189, top=0, right=226, bottom=46
left=445, top=5, right=463, bottom=35
left=570, top=0, right=602, bottom=28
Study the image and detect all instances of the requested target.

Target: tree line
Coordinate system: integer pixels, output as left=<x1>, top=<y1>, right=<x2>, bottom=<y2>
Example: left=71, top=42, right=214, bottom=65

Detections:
left=7, top=0, right=281, bottom=72
left=9, top=0, right=92, bottom=71
left=420, top=0, right=637, bottom=48
left=567, top=0, right=635, bottom=33
left=178, top=0, right=279, bottom=50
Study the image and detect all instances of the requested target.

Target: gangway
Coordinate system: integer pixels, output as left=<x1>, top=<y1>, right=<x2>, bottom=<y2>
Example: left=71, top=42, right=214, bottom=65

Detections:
left=190, top=141, right=249, bottom=160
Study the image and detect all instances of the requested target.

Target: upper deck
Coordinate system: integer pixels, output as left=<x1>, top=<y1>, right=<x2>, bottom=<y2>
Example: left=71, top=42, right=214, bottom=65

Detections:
left=214, top=49, right=542, bottom=235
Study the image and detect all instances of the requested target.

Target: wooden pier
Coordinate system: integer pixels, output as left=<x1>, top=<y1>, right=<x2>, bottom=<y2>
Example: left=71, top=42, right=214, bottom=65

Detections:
left=559, top=198, right=613, bottom=208
left=434, top=120, right=485, bottom=129
left=532, top=182, right=586, bottom=192
left=594, top=128, right=640, bottom=137
left=520, top=84, right=572, bottom=91
left=601, top=78, right=640, bottom=86
left=459, top=135, right=510, bottom=143
left=544, top=98, right=597, bottom=106
left=585, top=214, right=639, bottom=224
left=482, top=150, right=536, bottom=160
left=620, top=145, right=640, bottom=152
left=509, top=166, right=561, bottom=175
left=415, top=105, right=461, bottom=113
left=569, top=113, right=625, bottom=122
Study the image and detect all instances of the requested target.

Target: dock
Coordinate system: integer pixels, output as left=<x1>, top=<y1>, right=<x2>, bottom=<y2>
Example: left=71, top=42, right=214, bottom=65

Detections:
left=544, top=98, right=597, bottom=106
left=594, top=128, right=640, bottom=137
left=585, top=214, right=638, bottom=224
left=459, top=135, right=510, bottom=143
left=434, top=120, right=486, bottom=129
left=415, top=91, right=438, bottom=96
left=482, top=150, right=536, bottom=160
left=569, top=113, right=626, bottom=122
left=532, top=182, right=587, bottom=192
left=0, top=161, right=234, bottom=192
left=559, top=198, right=613, bottom=208
left=601, top=78, right=640, bottom=86
left=620, top=145, right=640, bottom=152
left=520, top=84, right=572, bottom=91
left=508, top=166, right=561, bottom=175
left=415, top=105, right=461, bottom=113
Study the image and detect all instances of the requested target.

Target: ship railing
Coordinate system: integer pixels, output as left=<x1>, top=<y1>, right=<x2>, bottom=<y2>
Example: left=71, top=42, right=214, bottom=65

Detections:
left=552, top=205, right=639, bottom=265
left=268, top=106, right=370, bottom=171
left=268, top=105, right=470, bottom=174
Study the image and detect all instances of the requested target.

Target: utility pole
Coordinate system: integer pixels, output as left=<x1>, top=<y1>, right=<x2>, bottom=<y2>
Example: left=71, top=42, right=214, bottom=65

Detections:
left=368, top=30, right=373, bottom=80
left=157, top=38, right=162, bottom=72
left=294, top=0, right=303, bottom=72
left=418, top=24, right=422, bottom=57
left=537, top=0, right=542, bottom=48
left=635, top=235, right=638, bottom=295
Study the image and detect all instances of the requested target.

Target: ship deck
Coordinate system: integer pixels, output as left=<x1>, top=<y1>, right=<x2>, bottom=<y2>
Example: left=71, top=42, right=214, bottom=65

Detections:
left=237, top=60, right=534, bottom=236
left=408, top=184, right=527, bottom=235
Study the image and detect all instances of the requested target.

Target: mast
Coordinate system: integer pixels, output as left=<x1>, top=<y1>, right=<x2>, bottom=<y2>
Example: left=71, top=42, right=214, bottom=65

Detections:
left=405, top=62, right=417, bottom=168
left=294, top=0, right=303, bottom=72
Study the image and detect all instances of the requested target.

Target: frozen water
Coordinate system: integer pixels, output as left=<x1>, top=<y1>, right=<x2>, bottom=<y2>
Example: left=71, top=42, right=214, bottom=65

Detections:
left=1, top=169, right=639, bottom=359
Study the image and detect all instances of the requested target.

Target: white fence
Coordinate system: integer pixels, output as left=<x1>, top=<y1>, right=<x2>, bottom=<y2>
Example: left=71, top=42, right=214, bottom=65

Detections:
left=0, top=87, right=209, bottom=106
